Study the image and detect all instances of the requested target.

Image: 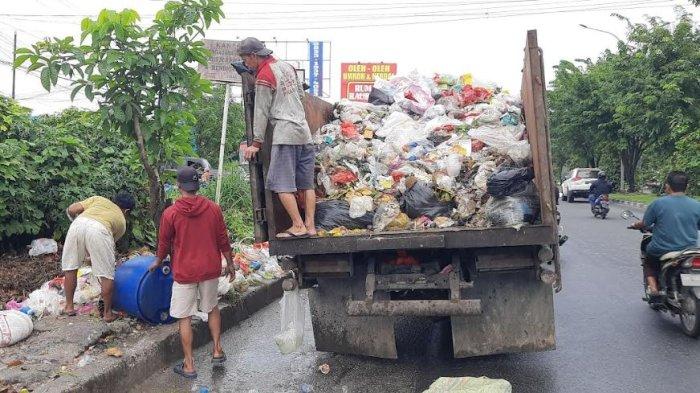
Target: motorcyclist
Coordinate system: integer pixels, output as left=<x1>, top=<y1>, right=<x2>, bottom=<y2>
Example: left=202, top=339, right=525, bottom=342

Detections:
left=630, top=171, right=700, bottom=297
left=588, top=171, right=614, bottom=208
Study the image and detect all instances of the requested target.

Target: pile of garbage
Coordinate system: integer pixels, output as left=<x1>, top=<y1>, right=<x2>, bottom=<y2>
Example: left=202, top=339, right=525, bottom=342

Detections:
left=226, top=241, right=286, bottom=294
left=314, top=71, right=539, bottom=236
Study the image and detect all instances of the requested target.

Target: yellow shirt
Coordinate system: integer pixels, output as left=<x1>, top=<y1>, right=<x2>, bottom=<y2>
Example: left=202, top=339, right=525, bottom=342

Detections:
left=79, top=196, right=127, bottom=241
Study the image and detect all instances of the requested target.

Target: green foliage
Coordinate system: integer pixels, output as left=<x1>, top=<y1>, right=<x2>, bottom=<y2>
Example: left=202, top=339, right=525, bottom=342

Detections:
left=0, top=96, right=29, bottom=133
left=191, top=85, right=246, bottom=166
left=0, top=107, right=154, bottom=249
left=199, top=163, right=253, bottom=241
left=549, top=9, right=700, bottom=193
left=15, top=0, right=225, bottom=226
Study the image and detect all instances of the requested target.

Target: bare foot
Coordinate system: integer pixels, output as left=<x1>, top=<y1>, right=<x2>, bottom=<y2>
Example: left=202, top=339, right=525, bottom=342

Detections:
left=305, top=222, right=317, bottom=236
left=103, top=312, right=120, bottom=323
left=61, top=307, right=77, bottom=317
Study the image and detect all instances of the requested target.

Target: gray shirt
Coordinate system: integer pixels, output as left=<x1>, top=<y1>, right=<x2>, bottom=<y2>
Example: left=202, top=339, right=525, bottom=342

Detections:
left=253, top=57, right=313, bottom=146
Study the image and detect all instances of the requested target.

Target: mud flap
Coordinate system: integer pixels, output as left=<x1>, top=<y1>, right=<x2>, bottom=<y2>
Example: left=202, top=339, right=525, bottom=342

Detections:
left=309, top=272, right=397, bottom=359
left=451, top=269, right=555, bottom=358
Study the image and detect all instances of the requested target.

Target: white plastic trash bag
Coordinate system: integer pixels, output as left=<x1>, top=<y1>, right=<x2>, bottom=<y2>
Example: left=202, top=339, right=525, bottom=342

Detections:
left=423, top=376, right=512, bottom=393
left=274, top=287, right=305, bottom=354
left=349, top=196, right=374, bottom=219
left=28, top=238, right=58, bottom=256
left=0, top=310, right=34, bottom=347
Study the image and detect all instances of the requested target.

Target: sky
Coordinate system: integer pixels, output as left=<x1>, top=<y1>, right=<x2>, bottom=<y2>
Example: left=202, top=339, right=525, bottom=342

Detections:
left=0, top=0, right=696, bottom=114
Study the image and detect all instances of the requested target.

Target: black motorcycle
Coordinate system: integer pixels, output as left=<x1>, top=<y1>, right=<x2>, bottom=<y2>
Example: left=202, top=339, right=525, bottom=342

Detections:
left=622, top=210, right=700, bottom=337
left=591, top=194, right=610, bottom=219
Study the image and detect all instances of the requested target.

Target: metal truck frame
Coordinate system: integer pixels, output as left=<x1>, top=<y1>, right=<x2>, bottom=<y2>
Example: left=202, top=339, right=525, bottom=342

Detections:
left=238, top=30, right=561, bottom=359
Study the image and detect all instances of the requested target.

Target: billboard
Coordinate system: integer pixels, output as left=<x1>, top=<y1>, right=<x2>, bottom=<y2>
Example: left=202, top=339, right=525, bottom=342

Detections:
left=308, top=41, right=323, bottom=96
left=198, top=39, right=242, bottom=83
left=341, top=63, right=397, bottom=102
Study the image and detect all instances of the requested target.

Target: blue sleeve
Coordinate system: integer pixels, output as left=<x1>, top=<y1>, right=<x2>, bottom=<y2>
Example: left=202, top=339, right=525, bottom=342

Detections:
left=643, top=201, right=658, bottom=227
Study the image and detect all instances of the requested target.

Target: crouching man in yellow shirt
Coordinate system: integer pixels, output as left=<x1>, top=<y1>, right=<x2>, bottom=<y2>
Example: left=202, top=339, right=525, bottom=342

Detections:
left=62, top=192, right=135, bottom=322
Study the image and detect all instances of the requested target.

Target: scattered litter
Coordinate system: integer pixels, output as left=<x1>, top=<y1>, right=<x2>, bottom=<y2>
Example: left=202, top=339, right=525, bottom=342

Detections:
left=76, top=355, right=93, bottom=368
left=27, top=238, right=58, bottom=257
left=0, top=310, right=33, bottom=347
left=318, top=363, right=330, bottom=374
left=300, top=384, right=314, bottom=393
left=423, top=376, right=512, bottom=393
left=105, top=347, right=124, bottom=358
left=5, top=359, right=23, bottom=367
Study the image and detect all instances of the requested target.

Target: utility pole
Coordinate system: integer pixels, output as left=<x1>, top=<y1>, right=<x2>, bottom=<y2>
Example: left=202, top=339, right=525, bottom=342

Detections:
left=11, top=31, right=17, bottom=99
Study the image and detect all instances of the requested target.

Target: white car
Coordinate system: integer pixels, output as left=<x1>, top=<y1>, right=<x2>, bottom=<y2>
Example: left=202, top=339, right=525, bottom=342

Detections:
left=561, top=168, right=601, bottom=202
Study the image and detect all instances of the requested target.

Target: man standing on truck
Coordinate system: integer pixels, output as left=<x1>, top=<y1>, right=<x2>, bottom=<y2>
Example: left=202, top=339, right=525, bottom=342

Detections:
left=149, top=166, right=236, bottom=379
left=240, top=37, right=317, bottom=238
left=62, top=192, right=135, bottom=322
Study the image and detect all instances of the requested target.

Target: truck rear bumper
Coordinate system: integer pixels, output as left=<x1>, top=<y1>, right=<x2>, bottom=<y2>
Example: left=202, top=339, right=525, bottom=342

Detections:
left=347, top=299, right=482, bottom=317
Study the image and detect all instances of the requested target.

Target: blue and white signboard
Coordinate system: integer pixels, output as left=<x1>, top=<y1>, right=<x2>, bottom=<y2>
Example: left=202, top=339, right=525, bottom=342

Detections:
left=308, top=41, right=323, bottom=96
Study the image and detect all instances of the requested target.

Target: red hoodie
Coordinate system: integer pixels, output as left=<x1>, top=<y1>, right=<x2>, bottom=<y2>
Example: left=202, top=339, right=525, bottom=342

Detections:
left=156, top=195, right=231, bottom=284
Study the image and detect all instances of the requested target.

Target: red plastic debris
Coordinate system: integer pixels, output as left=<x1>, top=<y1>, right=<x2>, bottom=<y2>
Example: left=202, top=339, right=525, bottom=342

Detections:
left=331, top=170, right=358, bottom=185
left=340, top=122, right=360, bottom=139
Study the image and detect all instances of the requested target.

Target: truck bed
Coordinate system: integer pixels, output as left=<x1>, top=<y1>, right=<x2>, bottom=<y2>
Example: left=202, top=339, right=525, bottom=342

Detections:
left=241, top=30, right=558, bottom=256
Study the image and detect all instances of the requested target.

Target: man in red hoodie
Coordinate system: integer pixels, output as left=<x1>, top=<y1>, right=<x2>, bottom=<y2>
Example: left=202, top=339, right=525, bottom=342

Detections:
left=149, top=166, right=236, bottom=379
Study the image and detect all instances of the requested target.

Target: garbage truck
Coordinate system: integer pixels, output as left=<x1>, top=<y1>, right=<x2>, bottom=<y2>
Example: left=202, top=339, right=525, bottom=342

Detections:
left=237, top=30, right=561, bottom=359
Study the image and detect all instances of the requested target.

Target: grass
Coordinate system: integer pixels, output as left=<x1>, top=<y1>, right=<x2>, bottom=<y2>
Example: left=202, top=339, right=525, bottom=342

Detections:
left=611, top=193, right=700, bottom=205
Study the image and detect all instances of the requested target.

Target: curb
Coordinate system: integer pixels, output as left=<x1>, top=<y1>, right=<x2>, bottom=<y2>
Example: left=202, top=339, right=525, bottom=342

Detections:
left=38, top=279, right=283, bottom=393
left=610, top=199, right=648, bottom=210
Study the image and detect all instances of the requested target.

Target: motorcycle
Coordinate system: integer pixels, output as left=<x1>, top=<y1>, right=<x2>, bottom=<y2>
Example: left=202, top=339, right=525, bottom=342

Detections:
left=591, top=194, right=610, bottom=219
left=622, top=210, right=700, bottom=337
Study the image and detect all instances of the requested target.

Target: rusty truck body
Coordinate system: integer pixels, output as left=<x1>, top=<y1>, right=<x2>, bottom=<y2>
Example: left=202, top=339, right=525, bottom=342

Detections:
left=238, top=31, right=561, bottom=359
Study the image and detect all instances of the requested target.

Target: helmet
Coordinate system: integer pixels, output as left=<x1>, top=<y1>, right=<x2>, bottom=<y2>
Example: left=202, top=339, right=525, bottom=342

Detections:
left=598, top=171, right=607, bottom=179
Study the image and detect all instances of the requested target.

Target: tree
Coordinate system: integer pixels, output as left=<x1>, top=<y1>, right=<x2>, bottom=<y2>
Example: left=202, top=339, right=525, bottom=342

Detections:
left=15, top=0, right=225, bottom=227
left=549, top=9, right=700, bottom=192
left=191, top=85, right=246, bottom=166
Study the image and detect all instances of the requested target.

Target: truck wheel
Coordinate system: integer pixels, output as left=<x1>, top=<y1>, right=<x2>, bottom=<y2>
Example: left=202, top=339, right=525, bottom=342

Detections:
left=680, top=291, right=700, bottom=338
left=561, top=193, right=568, bottom=202
left=567, top=191, right=574, bottom=203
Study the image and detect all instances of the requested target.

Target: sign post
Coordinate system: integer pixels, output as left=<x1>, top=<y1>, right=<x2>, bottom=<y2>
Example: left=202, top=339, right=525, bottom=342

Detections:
left=215, top=84, right=231, bottom=204
left=308, top=41, right=323, bottom=96
left=198, top=39, right=243, bottom=205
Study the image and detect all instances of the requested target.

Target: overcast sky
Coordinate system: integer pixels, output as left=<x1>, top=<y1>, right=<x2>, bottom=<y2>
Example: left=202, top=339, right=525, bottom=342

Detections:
left=0, top=0, right=695, bottom=114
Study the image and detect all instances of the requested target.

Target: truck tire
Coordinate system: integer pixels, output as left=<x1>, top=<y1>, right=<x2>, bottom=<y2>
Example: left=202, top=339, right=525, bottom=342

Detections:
left=567, top=191, right=574, bottom=203
left=561, top=193, right=568, bottom=202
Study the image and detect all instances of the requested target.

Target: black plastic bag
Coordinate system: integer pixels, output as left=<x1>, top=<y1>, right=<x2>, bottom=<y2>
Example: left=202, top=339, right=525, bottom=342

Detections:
left=368, top=87, right=395, bottom=106
left=487, top=167, right=535, bottom=197
left=315, top=200, right=374, bottom=230
left=400, top=181, right=455, bottom=219
left=485, top=183, right=540, bottom=227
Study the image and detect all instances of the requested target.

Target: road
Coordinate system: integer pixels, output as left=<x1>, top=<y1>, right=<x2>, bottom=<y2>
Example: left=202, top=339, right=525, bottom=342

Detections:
left=133, top=201, right=700, bottom=393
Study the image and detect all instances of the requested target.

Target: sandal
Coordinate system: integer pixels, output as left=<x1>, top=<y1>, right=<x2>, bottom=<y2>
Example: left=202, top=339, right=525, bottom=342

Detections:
left=212, top=352, right=227, bottom=365
left=61, top=309, right=77, bottom=317
left=276, top=230, right=309, bottom=239
left=173, top=362, right=197, bottom=379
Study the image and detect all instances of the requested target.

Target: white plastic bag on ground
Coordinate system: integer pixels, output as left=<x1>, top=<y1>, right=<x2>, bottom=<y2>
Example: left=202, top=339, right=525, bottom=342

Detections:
left=28, top=238, right=58, bottom=256
left=274, top=288, right=305, bottom=354
left=423, top=376, right=512, bottom=393
left=217, top=276, right=233, bottom=296
left=0, top=310, right=34, bottom=347
left=24, top=283, right=63, bottom=318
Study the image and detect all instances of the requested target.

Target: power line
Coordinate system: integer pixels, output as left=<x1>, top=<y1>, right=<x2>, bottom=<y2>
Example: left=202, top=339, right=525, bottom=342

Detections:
left=210, top=0, right=675, bottom=30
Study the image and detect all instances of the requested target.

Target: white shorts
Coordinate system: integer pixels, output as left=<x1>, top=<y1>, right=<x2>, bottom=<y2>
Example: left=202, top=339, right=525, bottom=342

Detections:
left=169, top=278, right=219, bottom=319
left=61, top=216, right=116, bottom=279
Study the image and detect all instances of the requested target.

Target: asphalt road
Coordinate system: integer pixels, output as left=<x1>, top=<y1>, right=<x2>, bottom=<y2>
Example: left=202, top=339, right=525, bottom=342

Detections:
left=133, top=201, right=700, bottom=393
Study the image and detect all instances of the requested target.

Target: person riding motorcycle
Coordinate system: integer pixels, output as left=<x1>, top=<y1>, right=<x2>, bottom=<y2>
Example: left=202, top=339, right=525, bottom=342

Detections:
left=630, top=171, right=700, bottom=298
left=588, top=171, right=614, bottom=207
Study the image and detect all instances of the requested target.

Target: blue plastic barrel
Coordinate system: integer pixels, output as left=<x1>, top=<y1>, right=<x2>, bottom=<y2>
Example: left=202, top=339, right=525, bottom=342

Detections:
left=112, top=255, right=175, bottom=324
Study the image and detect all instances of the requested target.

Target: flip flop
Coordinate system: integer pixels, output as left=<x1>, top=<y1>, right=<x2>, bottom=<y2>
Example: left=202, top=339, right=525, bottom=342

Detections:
left=173, top=363, right=198, bottom=379
left=61, top=309, right=77, bottom=317
left=276, top=230, right=309, bottom=239
left=212, top=352, right=227, bottom=365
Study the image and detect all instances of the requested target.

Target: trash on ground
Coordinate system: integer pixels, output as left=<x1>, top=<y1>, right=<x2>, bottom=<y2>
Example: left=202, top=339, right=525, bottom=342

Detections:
left=423, top=376, right=512, bottom=393
left=318, top=363, right=331, bottom=374
left=105, top=347, right=124, bottom=358
left=313, top=70, right=538, bottom=236
left=27, top=238, right=58, bottom=257
left=0, top=310, right=34, bottom=347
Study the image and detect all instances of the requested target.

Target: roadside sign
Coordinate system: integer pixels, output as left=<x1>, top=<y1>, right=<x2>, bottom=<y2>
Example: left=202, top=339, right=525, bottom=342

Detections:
left=308, top=41, right=323, bottom=96
left=199, top=39, right=242, bottom=84
left=340, top=62, right=397, bottom=101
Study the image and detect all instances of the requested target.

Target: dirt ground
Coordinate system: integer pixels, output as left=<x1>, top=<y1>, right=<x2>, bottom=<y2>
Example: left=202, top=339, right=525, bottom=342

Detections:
left=0, top=251, right=63, bottom=305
